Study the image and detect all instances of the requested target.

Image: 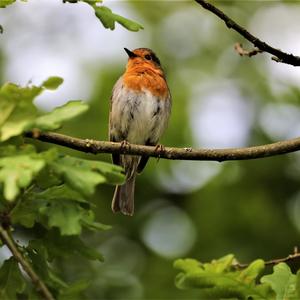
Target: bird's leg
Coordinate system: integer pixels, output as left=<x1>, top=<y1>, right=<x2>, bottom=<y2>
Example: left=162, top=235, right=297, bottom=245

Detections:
left=120, top=140, right=131, bottom=153
left=154, top=144, right=166, bottom=161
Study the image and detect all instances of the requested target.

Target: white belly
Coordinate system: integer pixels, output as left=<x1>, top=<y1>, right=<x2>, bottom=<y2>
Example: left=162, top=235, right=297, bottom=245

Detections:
left=110, top=85, right=171, bottom=145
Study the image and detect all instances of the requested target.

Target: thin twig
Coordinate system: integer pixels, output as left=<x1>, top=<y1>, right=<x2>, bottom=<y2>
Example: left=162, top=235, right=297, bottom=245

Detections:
left=234, top=248, right=300, bottom=269
left=25, top=130, right=300, bottom=162
left=0, top=225, right=55, bottom=300
left=195, top=0, right=300, bottom=66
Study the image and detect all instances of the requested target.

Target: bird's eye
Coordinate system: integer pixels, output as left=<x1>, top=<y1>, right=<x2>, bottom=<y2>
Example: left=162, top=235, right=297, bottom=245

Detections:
left=145, top=54, right=152, bottom=60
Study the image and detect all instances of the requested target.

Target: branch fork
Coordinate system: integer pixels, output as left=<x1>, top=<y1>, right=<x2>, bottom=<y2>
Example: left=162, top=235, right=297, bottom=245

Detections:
left=195, top=0, right=300, bottom=66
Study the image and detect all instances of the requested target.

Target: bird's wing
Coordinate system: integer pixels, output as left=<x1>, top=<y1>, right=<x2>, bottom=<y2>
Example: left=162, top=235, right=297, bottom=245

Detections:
left=109, top=76, right=124, bottom=166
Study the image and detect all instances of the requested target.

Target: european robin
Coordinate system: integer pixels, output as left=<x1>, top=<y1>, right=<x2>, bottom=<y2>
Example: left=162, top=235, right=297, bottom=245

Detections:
left=109, top=48, right=172, bottom=216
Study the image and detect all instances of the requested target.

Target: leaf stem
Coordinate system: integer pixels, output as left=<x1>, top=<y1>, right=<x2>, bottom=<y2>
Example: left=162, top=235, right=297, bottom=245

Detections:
left=0, top=225, right=55, bottom=300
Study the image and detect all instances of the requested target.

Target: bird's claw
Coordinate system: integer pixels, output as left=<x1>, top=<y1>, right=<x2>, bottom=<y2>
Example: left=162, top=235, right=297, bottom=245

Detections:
left=154, top=144, right=165, bottom=161
left=120, top=140, right=131, bottom=153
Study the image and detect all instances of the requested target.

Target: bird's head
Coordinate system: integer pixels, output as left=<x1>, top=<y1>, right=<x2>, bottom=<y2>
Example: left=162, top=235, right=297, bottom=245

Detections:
left=124, top=48, right=162, bottom=71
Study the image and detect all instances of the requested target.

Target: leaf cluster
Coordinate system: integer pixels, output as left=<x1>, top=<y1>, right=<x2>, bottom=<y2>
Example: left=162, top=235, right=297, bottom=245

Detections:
left=0, top=78, right=125, bottom=299
left=174, top=255, right=300, bottom=300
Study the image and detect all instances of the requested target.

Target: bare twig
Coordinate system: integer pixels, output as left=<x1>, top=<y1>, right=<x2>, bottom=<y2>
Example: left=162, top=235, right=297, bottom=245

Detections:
left=25, top=130, right=300, bottom=162
left=234, top=248, right=300, bottom=269
left=0, top=226, right=54, bottom=300
left=234, top=43, right=263, bottom=57
left=195, top=0, right=300, bottom=66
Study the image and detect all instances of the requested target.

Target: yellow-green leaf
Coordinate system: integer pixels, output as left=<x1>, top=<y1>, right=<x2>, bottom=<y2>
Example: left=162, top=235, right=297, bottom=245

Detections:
left=34, top=100, right=89, bottom=131
left=42, top=76, right=64, bottom=90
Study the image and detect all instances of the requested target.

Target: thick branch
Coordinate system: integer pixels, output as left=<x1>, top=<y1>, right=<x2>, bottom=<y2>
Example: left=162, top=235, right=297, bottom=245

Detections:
left=0, top=226, right=54, bottom=300
left=195, top=0, right=300, bottom=66
left=25, top=130, right=300, bottom=162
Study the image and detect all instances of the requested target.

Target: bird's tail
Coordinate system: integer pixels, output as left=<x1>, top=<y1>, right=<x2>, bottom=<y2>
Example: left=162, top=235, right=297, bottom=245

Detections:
left=112, top=175, right=136, bottom=216
left=111, top=156, right=138, bottom=216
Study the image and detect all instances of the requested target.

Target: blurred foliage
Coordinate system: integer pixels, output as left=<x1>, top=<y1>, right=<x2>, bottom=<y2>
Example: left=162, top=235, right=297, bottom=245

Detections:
left=1, top=0, right=300, bottom=299
left=0, top=79, right=124, bottom=299
left=0, top=0, right=16, bottom=9
left=174, top=255, right=300, bottom=300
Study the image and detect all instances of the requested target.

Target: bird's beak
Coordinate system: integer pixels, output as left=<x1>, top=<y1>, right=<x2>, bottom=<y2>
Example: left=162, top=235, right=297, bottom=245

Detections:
left=124, top=48, right=137, bottom=58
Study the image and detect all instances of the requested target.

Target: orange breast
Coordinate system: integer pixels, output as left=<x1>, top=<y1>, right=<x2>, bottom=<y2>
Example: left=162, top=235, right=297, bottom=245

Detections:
left=123, top=65, right=169, bottom=99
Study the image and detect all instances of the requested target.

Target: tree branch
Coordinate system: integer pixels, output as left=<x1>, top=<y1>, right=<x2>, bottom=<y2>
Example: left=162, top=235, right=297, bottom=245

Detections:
left=195, top=0, right=300, bottom=66
left=0, top=225, right=54, bottom=300
left=25, top=130, right=300, bottom=162
left=234, top=248, right=300, bottom=269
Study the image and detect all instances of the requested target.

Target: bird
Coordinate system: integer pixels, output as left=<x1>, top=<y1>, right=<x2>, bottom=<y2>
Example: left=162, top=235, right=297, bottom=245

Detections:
left=109, top=48, right=172, bottom=216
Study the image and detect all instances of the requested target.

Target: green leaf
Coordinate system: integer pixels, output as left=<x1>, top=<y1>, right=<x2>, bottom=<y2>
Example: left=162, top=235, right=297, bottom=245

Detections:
left=0, top=144, right=36, bottom=157
left=239, top=259, right=265, bottom=284
left=0, top=83, right=40, bottom=141
left=174, top=255, right=271, bottom=300
left=10, top=194, right=39, bottom=227
left=58, top=280, right=91, bottom=300
left=94, top=6, right=115, bottom=29
left=39, top=198, right=85, bottom=235
left=94, top=6, right=143, bottom=31
left=37, top=184, right=89, bottom=204
left=0, top=0, right=16, bottom=8
left=26, top=240, right=68, bottom=290
left=204, top=254, right=234, bottom=273
left=50, top=156, right=124, bottom=197
left=88, top=159, right=125, bottom=185
left=114, top=14, right=144, bottom=32
left=0, top=154, right=45, bottom=201
left=81, top=212, right=111, bottom=231
left=34, top=185, right=106, bottom=235
left=10, top=183, right=73, bottom=228
left=42, top=76, right=64, bottom=90
left=0, top=257, right=26, bottom=300
left=261, top=263, right=297, bottom=300
left=34, top=101, right=88, bottom=131
left=0, top=78, right=87, bottom=141
left=83, top=0, right=102, bottom=4
left=38, top=199, right=109, bottom=235
left=48, top=271, right=69, bottom=290
left=42, top=230, right=104, bottom=261
left=0, top=94, right=15, bottom=127
left=11, top=181, right=110, bottom=234
left=35, top=166, right=62, bottom=190
left=27, top=240, right=50, bottom=281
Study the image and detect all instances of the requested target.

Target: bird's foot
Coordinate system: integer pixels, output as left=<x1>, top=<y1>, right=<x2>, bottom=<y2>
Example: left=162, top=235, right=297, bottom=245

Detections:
left=154, top=144, right=166, bottom=161
left=120, top=140, right=131, bottom=153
